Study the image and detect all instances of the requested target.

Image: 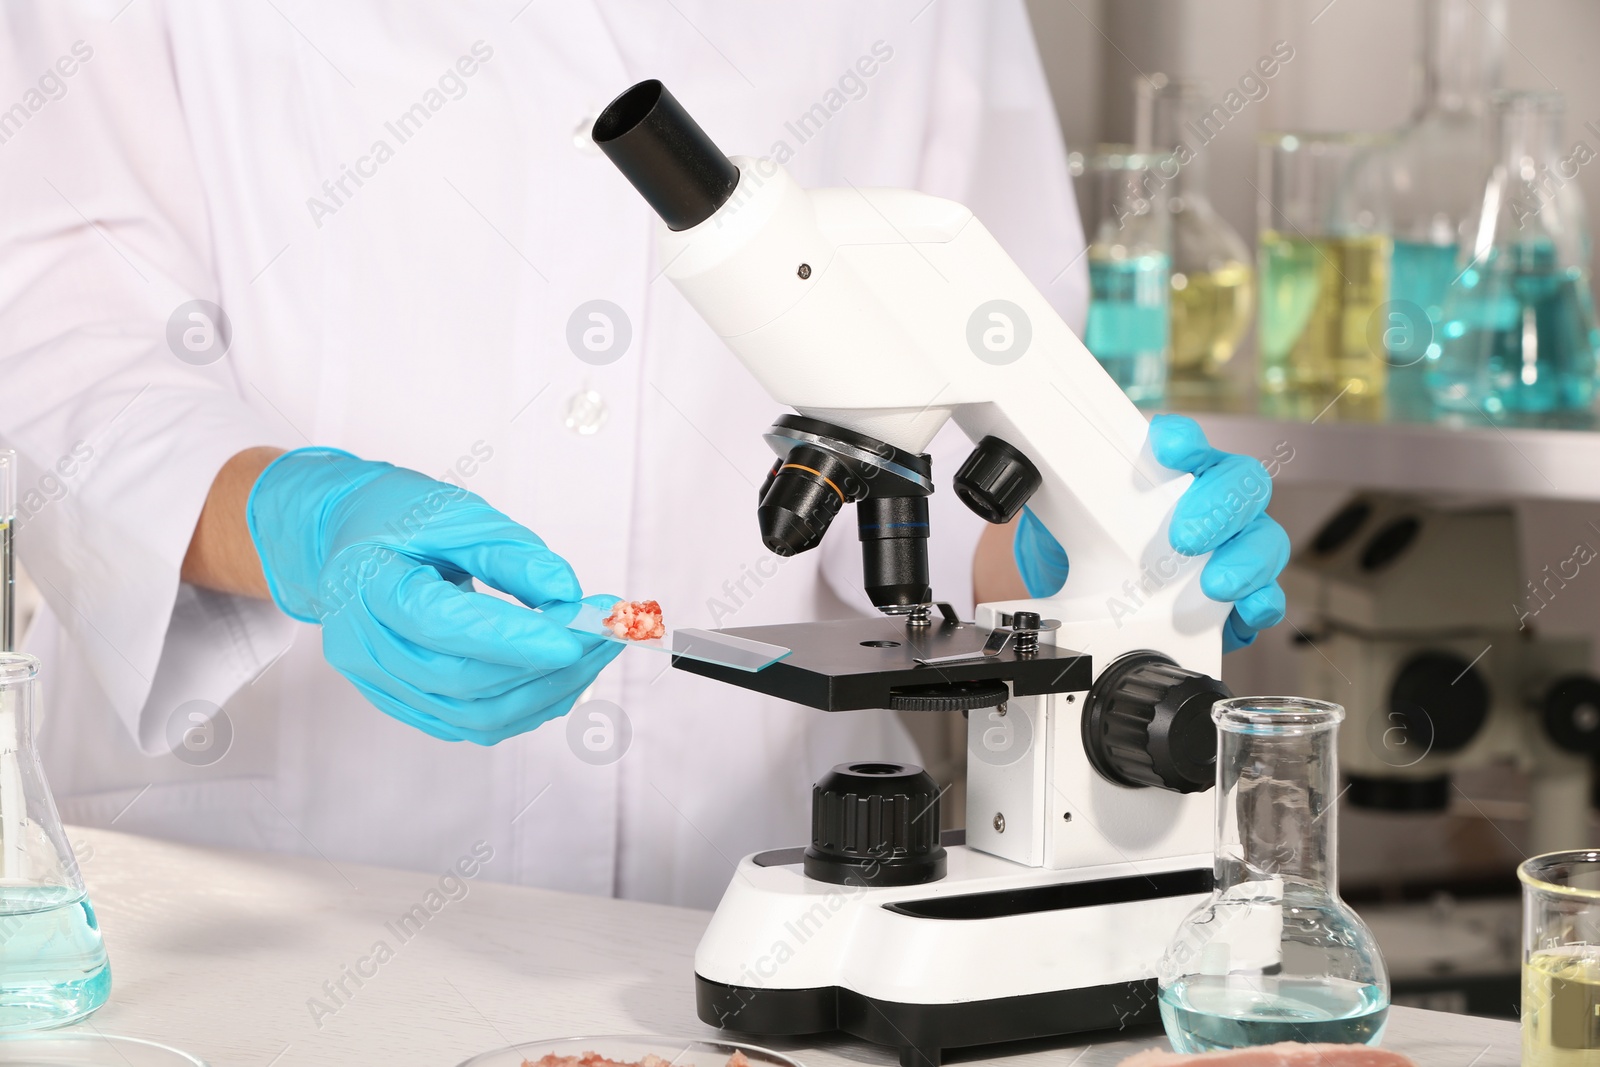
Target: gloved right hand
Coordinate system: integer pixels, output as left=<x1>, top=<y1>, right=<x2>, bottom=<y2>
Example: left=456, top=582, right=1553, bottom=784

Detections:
left=246, top=448, right=620, bottom=744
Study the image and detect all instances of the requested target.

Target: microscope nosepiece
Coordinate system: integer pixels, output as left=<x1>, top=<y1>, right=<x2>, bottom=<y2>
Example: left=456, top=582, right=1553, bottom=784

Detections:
left=593, top=80, right=740, bottom=231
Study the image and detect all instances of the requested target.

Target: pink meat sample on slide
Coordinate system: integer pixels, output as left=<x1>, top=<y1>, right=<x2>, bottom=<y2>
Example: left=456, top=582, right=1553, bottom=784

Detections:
left=601, top=599, right=666, bottom=641
left=1117, top=1044, right=1416, bottom=1066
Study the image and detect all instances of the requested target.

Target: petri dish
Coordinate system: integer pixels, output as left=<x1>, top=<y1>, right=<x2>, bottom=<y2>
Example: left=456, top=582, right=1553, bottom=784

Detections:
left=564, top=604, right=790, bottom=672
left=0, top=1033, right=209, bottom=1066
left=456, top=1035, right=805, bottom=1067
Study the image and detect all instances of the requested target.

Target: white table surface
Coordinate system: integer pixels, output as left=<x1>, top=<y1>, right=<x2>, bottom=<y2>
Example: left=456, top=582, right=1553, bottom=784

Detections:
left=39, top=827, right=1521, bottom=1067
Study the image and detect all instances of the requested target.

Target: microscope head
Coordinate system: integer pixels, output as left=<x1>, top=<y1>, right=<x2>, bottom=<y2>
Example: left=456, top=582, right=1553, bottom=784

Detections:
left=595, top=78, right=1226, bottom=674
left=595, top=81, right=1043, bottom=615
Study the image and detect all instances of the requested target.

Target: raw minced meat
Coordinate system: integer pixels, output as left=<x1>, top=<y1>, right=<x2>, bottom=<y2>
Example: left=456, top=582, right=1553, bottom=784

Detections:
left=525, top=1052, right=752, bottom=1067
left=1117, top=1044, right=1415, bottom=1066
left=602, top=599, right=666, bottom=641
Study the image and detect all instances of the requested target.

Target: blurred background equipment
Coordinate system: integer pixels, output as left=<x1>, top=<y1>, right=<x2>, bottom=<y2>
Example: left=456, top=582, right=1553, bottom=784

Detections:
left=1284, top=494, right=1598, bottom=847
left=1280, top=493, right=1600, bottom=1017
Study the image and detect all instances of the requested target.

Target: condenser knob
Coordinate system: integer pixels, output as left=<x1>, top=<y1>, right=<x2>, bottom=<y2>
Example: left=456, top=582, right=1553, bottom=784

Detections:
left=1542, top=675, right=1600, bottom=755
left=1084, top=652, right=1232, bottom=794
left=804, top=762, right=946, bottom=887
left=953, top=436, right=1041, bottom=524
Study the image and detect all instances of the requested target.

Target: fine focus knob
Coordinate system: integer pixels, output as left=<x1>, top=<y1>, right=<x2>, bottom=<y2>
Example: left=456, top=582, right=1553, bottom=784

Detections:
left=804, top=762, right=946, bottom=887
left=1084, top=652, right=1232, bottom=794
left=953, top=436, right=1041, bottom=524
left=1542, top=675, right=1600, bottom=755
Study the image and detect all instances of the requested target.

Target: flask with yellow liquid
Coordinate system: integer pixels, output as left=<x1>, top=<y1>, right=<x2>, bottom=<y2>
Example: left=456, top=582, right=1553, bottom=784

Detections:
left=1257, top=132, right=1392, bottom=422
left=1135, top=75, right=1254, bottom=409
left=1521, top=851, right=1600, bottom=1066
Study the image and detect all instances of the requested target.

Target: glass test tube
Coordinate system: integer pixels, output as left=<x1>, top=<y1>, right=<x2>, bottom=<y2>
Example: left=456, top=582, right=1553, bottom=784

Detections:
left=0, top=451, right=15, bottom=652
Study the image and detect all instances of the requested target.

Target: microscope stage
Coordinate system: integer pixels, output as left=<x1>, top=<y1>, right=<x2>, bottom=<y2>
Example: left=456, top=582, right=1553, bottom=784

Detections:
left=671, top=616, right=1092, bottom=711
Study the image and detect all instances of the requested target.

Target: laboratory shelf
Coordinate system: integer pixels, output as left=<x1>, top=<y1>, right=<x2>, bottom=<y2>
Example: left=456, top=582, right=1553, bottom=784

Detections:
left=1185, top=410, right=1600, bottom=503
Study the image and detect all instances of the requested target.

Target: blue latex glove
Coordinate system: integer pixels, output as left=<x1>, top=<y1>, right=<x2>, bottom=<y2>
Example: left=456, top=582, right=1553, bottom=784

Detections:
left=246, top=448, right=620, bottom=744
left=1013, top=414, right=1289, bottom=652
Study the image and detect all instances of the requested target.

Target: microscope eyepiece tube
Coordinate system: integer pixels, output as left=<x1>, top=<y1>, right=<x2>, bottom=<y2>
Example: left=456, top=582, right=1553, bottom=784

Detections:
left=592, top=80, right=740, bottom=231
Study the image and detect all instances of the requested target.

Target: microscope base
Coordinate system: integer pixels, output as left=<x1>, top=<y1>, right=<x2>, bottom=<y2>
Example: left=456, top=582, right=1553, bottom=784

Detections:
left=696, top=975, right=1155, bottom=1067
left=693, top=846, right=1210, bottom=1067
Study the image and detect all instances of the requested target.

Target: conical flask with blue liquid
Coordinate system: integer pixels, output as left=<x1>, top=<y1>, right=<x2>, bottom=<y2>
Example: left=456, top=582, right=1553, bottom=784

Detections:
left=0, top=450, right=110, bottom=1030
left=0, top=653, right=111, bottom=1030
left=1385, top=0, right=1504, bottom=417
left=1428, top=90, right=1600, bottom=421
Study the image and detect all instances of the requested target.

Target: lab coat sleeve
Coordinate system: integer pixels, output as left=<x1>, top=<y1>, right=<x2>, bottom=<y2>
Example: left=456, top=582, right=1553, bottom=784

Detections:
left=820, top=0, right=1087, bottom=618
left=0, top=3, right=298, bottom=752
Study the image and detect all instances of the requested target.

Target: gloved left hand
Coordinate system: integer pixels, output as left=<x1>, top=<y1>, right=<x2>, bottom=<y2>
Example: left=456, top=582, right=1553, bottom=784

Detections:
left=1013, top=414, right=1289, bottom=652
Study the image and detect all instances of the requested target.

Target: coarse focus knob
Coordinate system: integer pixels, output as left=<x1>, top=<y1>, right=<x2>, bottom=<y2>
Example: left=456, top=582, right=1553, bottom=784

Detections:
left=1389, top=650, right=1490, bottom=755
left=804, top=762, right=947, bottom=887
left=953, top=436, right=1041, bottom=524
left=1084, top=652, right=1232, bottom=794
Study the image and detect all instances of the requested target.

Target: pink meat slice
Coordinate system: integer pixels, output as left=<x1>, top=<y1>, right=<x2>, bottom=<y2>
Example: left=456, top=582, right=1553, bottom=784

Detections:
left=1117, top=1043, right=1416, bottom=1066
left=525, top=1052, right=752, bottom=1067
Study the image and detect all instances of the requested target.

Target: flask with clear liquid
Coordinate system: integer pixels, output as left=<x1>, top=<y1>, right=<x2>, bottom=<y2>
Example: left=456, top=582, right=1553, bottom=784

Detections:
left=0, top=653, right=111, bottom=1030
left=1386, top=0, right=1506, bottom=418
left=1135, top=75, right=1255, bottom=408
left=1158, top=697, right=1389, bottom=1054
left=1428, top=90, right=1600, bottom=422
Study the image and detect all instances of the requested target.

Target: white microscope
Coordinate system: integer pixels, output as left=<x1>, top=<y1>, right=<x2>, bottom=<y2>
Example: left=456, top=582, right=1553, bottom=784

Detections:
left=595, top=81, right=1234, bottom=1067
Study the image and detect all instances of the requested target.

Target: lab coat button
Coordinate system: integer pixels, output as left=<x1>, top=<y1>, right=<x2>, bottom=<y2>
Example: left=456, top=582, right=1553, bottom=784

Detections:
left=574, top=113, right=602, bottom=155
left=565, top=389, right=608, bottom=434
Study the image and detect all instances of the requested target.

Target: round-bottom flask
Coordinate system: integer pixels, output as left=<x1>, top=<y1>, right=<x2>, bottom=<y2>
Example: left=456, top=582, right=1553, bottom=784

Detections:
left=1158, top=697, right=1388, bottom=1053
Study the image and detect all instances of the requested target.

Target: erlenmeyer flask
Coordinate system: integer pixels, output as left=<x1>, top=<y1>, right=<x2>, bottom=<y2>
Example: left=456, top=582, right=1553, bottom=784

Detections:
left=1429, top=90, right=1600, bottom=422
left=1135, top=75, right=1255, bottom=408
left=0, top=653, right=111, bottom=1029
left=1386, top=0, right=1505, bottom=418
left=1158, top=697, right=1388, bottom=1054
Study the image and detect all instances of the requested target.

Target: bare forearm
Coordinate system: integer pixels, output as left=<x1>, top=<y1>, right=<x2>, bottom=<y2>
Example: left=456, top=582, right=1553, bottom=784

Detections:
left=972, top=515, right=1028, bottom=606
left=181, top=447, right=284, bottom=598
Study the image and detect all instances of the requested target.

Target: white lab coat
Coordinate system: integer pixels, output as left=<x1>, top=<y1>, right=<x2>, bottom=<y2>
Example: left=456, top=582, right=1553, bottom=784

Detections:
left=0, top=0, right=1087, bottom=907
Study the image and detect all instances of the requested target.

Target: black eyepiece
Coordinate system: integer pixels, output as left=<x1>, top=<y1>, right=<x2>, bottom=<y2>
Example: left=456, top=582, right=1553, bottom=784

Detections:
left=593, top=80, right=740, bottom=231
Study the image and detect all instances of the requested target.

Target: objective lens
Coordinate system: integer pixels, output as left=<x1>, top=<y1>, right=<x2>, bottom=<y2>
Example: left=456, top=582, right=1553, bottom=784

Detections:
left=859, top=495, right=932, bottom=610
left=757, top=446, right=861, bottom=556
